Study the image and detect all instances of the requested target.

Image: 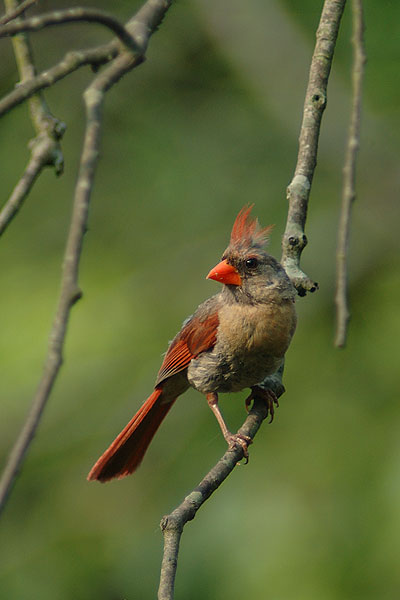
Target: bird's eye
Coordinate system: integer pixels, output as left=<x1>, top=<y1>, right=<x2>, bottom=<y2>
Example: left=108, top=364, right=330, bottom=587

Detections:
left=245, top=257, right=258, bottom=269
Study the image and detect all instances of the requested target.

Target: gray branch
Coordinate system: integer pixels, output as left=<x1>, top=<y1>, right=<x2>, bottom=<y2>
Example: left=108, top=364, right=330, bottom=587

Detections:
left=0, top=42, right=118, bottom=118
left=0, top=132, right=64, bottom=235
left=0, top=7, right=140, bottom=52
left=335, top=0, right=365, bottom=347
left=0, top=0, right=37, bottom=25
left=0, top=0, right=173, bottom=516
left=0, top=0, right=172, bottom=118
left=158, top=395, right=270, bottom=600
left=0, top=0, right=66, bottom=237
left=281, top=0, right=347, bottom=296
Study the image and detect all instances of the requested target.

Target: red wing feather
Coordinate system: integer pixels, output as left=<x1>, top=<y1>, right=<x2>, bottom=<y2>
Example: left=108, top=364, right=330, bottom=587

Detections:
left=156, top=311, right=219, bottom=385
left=87, top=388, right=174, bottom=482
left=156, top=339, right=193, bottom=383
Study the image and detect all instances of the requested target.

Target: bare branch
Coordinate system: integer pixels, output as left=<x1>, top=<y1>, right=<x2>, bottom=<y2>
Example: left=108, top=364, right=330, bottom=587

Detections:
left=0, top=0, right=37, bottom=25
left=0, top=0, right=173, bottom=516
left=0, top=0, right=171, bottom=118
left=158, top=395, right=270, bottom=600
left=0, top=133, right=63, bottom=235
left=0, top=7, right=140, bottom=52
left=334, top=0, right=365, bottom=347
left=0, top=0, right=65, bottom=237
left=0, top=43, right=117, bottom=118
left=281, top=0, right=347, bottom=296
left=157, top=370, right=284, bottom=598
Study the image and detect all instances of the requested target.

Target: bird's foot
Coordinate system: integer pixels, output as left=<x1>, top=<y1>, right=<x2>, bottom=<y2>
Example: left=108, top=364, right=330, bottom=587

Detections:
left=225, top=432, right=253, bottom=463
left=244, top=386, right=279, bottom=423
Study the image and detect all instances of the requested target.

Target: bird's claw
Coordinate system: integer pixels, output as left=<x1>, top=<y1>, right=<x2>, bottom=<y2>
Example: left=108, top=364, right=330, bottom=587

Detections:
left=244, top=387, right=279, bottom=423
left=244, top=393, right=253, bottom=413
left=226, top=432, right=252, bottom=464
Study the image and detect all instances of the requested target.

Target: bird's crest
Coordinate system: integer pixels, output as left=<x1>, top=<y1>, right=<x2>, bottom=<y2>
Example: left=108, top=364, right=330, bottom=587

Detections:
left=230, top=204, right=273, bottom=250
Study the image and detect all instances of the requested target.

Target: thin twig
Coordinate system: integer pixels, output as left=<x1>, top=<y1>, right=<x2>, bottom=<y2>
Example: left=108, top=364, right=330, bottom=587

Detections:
left=0, top=134, right=61, bottom=235
left=281, top=0, right=347, bottom=296
left=158, top=396, right=270, bottom=600
left=0, top=0, right=65, bottom=237
left=0, top=7, right=140, bottom=52
left=0, top=43, right=117, bottom=118
left=0, top=0, right=37, bottom=25
left=334, top=0, right=365, bottom=347
left=0, top=0, right=173, bottom=516
left=0, top=0, right=163, bottom=234
left=0, top=0, right=171, bottom=118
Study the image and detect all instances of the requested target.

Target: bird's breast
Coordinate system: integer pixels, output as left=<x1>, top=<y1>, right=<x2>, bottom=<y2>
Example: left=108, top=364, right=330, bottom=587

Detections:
left=187, top=300, right=296, bottom=394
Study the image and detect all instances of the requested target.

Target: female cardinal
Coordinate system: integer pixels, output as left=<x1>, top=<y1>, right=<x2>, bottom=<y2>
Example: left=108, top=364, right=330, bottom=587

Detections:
left=88, top=205, right=296, bottom=482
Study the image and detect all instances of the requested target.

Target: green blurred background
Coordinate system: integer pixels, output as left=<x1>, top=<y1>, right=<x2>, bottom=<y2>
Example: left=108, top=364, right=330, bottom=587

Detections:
left=1, top=1, right=399, bottom=598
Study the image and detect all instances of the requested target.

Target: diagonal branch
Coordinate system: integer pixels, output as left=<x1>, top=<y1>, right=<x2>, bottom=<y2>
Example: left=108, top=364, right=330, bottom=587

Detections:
left=158, top=372, right=284, bottom=599
left=281, top=0, right=347, bottom=296
left=158, top=395, right=270, bottom=600
left=0, top=0, right=173, bottom=516
left=334, top=0, right=365, bottom=347
left=0, top=0, right=173, bottom=119
left=0, top=133, right=63, bottom=235
left=0, top=0, right=36, bottom=25
left=0, top=42, right=118, bottom=118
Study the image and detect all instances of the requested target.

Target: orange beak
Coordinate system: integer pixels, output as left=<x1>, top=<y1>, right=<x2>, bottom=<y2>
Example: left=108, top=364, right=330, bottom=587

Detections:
left=206, top=259, right=242, bottom=286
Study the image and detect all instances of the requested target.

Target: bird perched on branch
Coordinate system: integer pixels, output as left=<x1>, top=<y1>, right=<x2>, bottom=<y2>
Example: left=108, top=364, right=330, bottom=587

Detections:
left=88, top=205, right=297, bottom=482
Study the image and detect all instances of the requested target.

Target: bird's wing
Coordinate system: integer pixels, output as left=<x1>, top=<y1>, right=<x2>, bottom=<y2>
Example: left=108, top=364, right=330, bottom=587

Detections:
left=155, top=309, right=219, bottom=386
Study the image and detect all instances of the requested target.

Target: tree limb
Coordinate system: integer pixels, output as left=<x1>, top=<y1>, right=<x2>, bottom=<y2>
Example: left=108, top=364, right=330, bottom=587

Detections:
left=0, top=0, right=65, bottom=237
left=0, top=0, right=173, bottom=516
left=0, top=0, right=172, bottom=119
left=334, top=0, right=365, bottom=347
left=281, top=0, right=347, bottom=296
left=0, top=133, right=63, bottom=235
left=0, top=7, right=141, bottom=52
left=0, top=42, right=118, bottom=118
left=0, top=0, right=36, bottom=25
left=158, top=395, right=270, bottom=600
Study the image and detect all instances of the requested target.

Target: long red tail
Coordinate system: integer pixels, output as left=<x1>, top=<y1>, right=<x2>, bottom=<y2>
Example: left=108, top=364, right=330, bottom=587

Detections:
left=87, top=388, right=175, bottom=482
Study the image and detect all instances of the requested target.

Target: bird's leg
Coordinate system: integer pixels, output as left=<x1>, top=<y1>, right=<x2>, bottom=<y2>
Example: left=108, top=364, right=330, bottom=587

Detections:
left=206, top=392, right=252, bottom=460
left=244, top=385, right=279, bottom=423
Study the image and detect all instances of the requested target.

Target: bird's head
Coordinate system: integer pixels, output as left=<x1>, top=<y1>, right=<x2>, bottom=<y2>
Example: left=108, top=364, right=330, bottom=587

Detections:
left=207, top=205, right=295, bottom=303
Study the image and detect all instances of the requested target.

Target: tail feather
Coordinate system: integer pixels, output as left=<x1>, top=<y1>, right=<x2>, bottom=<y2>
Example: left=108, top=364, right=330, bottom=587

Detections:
left=87, top=388, right=175, bottom=482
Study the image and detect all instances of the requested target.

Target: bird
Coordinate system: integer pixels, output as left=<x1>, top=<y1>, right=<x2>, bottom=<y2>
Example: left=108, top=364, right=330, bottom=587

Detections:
left=87, top=205, right=297, bottom=482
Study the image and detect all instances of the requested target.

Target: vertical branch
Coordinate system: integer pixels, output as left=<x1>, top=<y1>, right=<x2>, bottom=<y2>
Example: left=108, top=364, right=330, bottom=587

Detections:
left=0, top=0, right=173, bottom=517
left=3, top=0, right=65, bottom=157
left=334, top=0, right=365, bottom=347
left=0, top=0, right=65, bottom=236
left=281, top=0, right=347, bottom=295
left=158, top=524, right=183, bottom=600
left=0, top=54, right=138, bottom=516
left=5, top=0, right=50, bottom=129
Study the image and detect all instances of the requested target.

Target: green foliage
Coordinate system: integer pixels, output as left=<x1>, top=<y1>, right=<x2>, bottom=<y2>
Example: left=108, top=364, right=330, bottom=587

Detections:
left=0, top=1, right=399, bottom=598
